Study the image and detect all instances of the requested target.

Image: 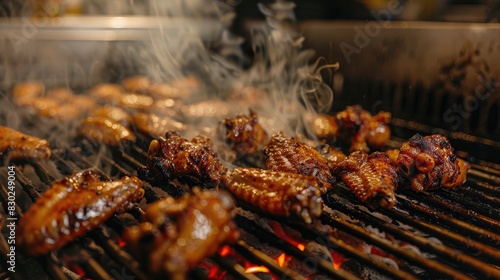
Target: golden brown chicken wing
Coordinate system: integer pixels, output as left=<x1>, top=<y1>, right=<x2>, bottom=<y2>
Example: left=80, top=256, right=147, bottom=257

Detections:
left=265, top=132, right=335, bottom=194
left=132, top=113, right=187, bottom=138
left=310, top=113, right=339, bottom=141
left=0, top=126, right=51, bottom=161
left=89, top=106, right=132, bottom=125
left=12, top=81, right=44, bottom=106
left=89, top=83, right=123, bottom=103
left=220, top=109, right=268, bottom=156
left=334, top=151, right=398, bottom=208
left=137, top=131, right=225, bottom=187
left=122, top=76, right=151, bottom=93
left=17, top=171, right=144, bottom=257
left=396, top=134, right=469, bottom=192
left=122, top=189, right=238, bottom=280
left=78, top=117, right=136, bottom=146
left=224, top=168, right=323, bottom=224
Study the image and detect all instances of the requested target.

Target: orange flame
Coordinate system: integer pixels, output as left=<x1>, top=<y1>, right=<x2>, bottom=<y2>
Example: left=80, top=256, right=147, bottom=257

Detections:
left=330, top=250, right=345, bottom=270
left=219, top=245, right=232, bottom=257
left=245, top=266, right=270, bottom=274
left=269, top=221, right=306, bottom=251
left=276, top=252, right=287, bottom=267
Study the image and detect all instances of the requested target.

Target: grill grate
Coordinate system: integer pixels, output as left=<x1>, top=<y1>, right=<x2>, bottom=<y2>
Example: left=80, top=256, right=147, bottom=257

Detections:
left=1, top=126, right=500, bottom=279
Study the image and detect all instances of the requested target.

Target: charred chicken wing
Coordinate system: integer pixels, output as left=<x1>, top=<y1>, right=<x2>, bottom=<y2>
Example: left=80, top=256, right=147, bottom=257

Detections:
left=17, top=171, right=144, bottom=256
left=78, top=117, right=136, bottom=146
left=265, top=132, right=335, bottom=193
left=138, top=131, right=225, bottom=187
left=396, top=134, right=469, bottom=192
left=334, top=151, right=398, bottom=209
left=224, top=168, right=323, bottom=224
left=335, top=105, right=391, bottom=152
left=122, top=189, right=238, bottom=280
left=0, top=126, right=51, bottom=161
left=220, top=109, right=268, bottom=156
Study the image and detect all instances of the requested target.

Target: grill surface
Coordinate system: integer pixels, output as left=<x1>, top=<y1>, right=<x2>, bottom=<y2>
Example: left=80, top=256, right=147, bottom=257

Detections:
left=1, top=119, right=500, bottom=280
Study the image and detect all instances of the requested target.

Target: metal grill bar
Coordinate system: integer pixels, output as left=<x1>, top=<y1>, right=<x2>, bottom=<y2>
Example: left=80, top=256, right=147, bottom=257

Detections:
left=324, top=193, right=500, bottom=279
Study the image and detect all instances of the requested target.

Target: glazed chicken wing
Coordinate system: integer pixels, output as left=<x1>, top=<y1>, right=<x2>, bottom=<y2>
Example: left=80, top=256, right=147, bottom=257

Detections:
left=17, top=171, right=144, bottom=256
left=265, top=132, right=335, bottom=194
left=138, top=131, right=225, bottom=187
left=220, top=109, right=268, bottom=156
left=334, top=151, right=398, bottom=209
left=122, top=189, right=238, bottom=280
left=224, top=168, right=323, bottom=224
left=335, top=105, right=391, bottom=152
left=0, top=126, right=51, bottom=161
left=78, top=117, right=136, bottom=146
left=396, top=134, right=469, bottom=192
left=132, top=113, right=187, bottom=138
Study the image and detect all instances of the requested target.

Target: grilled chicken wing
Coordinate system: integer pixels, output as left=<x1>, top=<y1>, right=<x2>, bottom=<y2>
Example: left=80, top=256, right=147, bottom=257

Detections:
left=316, top=144, right=347, bottom=172
left=78, top=117, right=136, bottom=146
left=119, top=93, right=154, bottom=110
left=123, top=189, right=238, bottom=280
left=138, top=131, right=225, bottom=187
left=224, top=168, right=323, bottom=224
left=335, top=105, right=391, bottom=152
left=334, top=151, right=398, bottom=208
left=0, top=126, right=51, bottom=161
left=220, top=109, right=268, bottom=156
left=133, top=113, right=187, bottom=138
left=17, top=171, right=144, bottom=257
left=180, top=100, right=232, bottom=119
left=12, top=81, right=44, bottom=106
left=310, top=113, right=339, bottom=141
left=265, top=132, right=335, bottom=193
left=396, top=134, right=469, bottom=192
left=89, top=106, right=132, bottom=126
left=89, top=83, right=123, bottom=103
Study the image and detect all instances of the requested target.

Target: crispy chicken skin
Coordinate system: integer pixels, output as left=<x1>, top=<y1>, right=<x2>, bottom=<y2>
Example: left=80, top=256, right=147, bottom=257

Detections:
left=122, top=189, right=238, bottom=280
left=78, top=117, right=136, bottom=146
left=224, top=168, right=323, bottom=224
left=265, top=132, right=335, bottom=194
left=0, top=126, right=51, bottom=161
left=220, top=109, right=268, bottom=156
left=335, top=105, right=391, bottom=152
left=316, top=144, right=347, bottom=171
left=132, top=113, right=187, bottom=138
left=334, top=151, right=398, bottom=209
left=17, top=171, right=144, bottom=257
left=396, top=134, right=469, bottom=192
left=138, top=131, right=225, bottom=187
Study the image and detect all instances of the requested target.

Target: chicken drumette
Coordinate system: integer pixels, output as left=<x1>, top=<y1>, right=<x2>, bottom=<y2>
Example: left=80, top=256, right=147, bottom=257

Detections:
left=123, top=189, right=239, bottom=280
left=138, top=131, right=225, bottom=187
left=396, top=134, right=469, bottom=192
left=220, top=109, right=268, bottom=156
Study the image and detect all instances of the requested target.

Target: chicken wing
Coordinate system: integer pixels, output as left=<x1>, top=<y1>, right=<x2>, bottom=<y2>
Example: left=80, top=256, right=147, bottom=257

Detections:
left=224, top=168, right=323, bottom=224
left=0, top=126, right=51, bottom=161
left=137, top=131, right=225, bottom=187
left=396, top=134, right=469, bottom=192
left=122, top=189, right=238, bottom=280
left=334, top=151, right=398, bottom=209
left=220, top=109, right=268, bottom=156
left=265, top=132, right=335, bottom=194
left=335, top=105, right=391, bottom=152
left=132, top=113, right=187, bottom=138
left=78, top=117, right=136, bottom=146
left=17, top=171, right=144, bottom=256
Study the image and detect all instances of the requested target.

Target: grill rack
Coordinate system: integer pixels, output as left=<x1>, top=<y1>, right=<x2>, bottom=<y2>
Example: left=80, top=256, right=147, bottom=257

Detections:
left=0, top=125, right=500, bottom=280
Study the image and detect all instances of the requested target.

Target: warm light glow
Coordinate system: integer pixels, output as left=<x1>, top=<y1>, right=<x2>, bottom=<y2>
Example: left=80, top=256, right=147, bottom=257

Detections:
left=245, top=266, right=270, bottom=274
left=115, top=236, right=126, bottom=247
left=276, top=253, right=287, bottom=267
left=219, top=245, right=232, bottom=257
left=269, top=221, right=306, bottom=252
left=330, top=250, right=345, bottom=270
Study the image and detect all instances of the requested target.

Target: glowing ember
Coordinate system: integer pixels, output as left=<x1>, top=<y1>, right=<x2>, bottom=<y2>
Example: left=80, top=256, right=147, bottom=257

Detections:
left=219, top=245, right=232, bottom=257
left=245, top=266, right=270, bottom=274
left=115, top=236, right=126, bottom=247
left=330, top=250, right=345, bottom=270
left=269, top=221, right=306, bottom=251
left=276, top=252, right=287, bottom=267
